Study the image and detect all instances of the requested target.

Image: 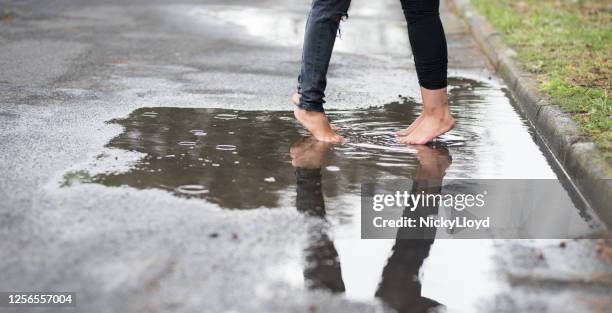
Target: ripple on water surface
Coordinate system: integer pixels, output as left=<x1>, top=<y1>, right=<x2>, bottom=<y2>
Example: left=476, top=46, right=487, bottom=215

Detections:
left=215, top=144, right=237, bottom=151
left=70, top=100, right=455, bottom=208
left=175, top=184, right=209, bottom=195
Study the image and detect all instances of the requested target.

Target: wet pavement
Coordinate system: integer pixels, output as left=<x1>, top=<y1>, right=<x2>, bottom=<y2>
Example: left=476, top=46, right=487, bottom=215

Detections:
left=1, top=0, right=611, bottom=312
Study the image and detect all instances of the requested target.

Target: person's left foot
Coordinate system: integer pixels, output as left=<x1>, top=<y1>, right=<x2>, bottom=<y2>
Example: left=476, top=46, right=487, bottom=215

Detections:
left=399, top=112, right=454, bottom=145
left=396, top=114, right=424, bottom=136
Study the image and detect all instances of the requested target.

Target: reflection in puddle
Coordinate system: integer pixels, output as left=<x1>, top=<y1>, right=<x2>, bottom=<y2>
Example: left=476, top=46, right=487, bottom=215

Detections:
left=62, top=77, right=584, bottom=210
left=175, top=184, right=208, bottom=195
left=293, top=136, right=452, bottom=312
left=67, top=91, right=468, bottom=209
left=62, top=77, right=600, bottom=311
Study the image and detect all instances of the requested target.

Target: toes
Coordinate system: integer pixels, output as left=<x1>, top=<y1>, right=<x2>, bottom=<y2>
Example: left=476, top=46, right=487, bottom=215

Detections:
left=325, top=134, right=344, bottom=143
left=413, top=136, right=431, bottom=145
left=397, top=130, right=410, bottom=136
left=398, top=135, right=428, bottom=145
left=398, top=136, right=411, bottom=144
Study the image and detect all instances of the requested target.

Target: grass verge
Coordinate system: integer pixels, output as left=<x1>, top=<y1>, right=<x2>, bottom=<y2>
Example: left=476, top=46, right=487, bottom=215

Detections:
left=471, top=0, right=611, bottom=159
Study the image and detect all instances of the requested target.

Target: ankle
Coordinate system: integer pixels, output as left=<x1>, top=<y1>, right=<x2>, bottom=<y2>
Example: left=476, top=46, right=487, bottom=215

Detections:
left=422, top=104, right=450, bottom=117
left=295, top=106, right=324, bottom=116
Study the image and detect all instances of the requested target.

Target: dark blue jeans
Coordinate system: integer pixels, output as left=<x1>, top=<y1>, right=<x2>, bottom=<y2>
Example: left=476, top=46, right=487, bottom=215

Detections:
left=297, top=0, right=448, bottom=112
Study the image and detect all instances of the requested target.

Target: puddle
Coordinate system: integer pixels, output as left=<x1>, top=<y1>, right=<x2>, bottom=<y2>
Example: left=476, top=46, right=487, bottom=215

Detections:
left=63, top=78, right=588, bottom=206
left=61, top=77, right=602, bottom=311
left=70, top=102, right=434, bottom=209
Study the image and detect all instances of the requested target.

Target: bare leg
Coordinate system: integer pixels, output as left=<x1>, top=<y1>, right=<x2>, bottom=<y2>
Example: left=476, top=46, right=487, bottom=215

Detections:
left=399, top=87, right=454, bottom=145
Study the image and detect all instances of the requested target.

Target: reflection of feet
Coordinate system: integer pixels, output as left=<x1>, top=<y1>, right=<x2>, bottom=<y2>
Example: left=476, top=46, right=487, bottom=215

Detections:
left=414, top=145, right=452, bottom=180
left=291, top=93, right=343, bottom=137
left=399, top=111, right=454, bottom=145
left=396, top=114, right=424, bottom=136
left=290, top=137, right=332, bottom=169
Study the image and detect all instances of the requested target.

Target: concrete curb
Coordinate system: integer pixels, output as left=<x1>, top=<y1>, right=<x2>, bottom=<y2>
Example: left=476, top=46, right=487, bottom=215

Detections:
left=448, top=0, right=612, bottom=226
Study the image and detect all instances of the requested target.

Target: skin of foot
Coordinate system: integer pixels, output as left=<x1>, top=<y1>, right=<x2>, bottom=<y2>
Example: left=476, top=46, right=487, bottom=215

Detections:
left=396, top=114, right=424, bottom=136
left=399, top=87, right=455, bottom=145
left=293, top=93, right=339, bottom=131
left=292, top=93, right=343, bottom=142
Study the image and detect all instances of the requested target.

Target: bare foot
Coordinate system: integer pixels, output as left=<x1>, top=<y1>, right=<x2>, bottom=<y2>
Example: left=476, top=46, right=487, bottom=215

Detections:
left=399, top=113, right=454, bottom=145
left=396, top=114, right=424, bottom=136
left=399, top=87, right=454, bottom=145
left=294, top=106, right=343, bottom=143
left=292, top=93, right=339, bottom=131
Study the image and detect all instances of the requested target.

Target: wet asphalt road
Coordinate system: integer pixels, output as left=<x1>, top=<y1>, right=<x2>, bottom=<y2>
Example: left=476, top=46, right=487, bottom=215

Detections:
left=1, top=0, right=611, bottom=312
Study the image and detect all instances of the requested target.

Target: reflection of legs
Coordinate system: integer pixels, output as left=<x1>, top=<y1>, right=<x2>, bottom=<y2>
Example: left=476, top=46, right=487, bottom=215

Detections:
left=292, top=138, right=345, bottom=292
left=375, top=183, right=440, bottom=312
left=296, top=168, right=345, bottom=292
left=397, top=0, right=454, bottom=144
left=303, top=232, right=345, bottom=292
left=294, top=0, right=351, bottom=143
left=376, top=145, right=451, bottom=312
left=375, top=239, right=439, bottom=312
left=397, top=144, right=451, bottom=239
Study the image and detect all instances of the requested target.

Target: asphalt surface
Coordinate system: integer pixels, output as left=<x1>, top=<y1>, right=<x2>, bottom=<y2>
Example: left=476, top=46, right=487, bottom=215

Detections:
left=0, top=0, right=611, bottom=312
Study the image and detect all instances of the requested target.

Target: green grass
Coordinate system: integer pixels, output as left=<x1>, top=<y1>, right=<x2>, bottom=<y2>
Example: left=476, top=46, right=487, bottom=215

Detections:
left=471, top=0, right=611, bottom=158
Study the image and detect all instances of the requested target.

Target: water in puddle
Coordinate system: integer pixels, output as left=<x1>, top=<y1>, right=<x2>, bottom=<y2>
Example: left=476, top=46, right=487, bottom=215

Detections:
left=85, top=98, right=450, bottom=209
left=63, top=77, right=602, bottom=312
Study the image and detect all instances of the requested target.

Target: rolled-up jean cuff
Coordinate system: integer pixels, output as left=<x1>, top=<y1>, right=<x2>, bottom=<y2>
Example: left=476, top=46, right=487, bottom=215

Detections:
left=298, top=101, right=325, bottom=113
